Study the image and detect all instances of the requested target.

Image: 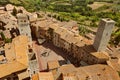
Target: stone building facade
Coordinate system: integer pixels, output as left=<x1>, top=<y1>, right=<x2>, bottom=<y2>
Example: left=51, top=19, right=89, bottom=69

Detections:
left=31, top=19, right=115, bottom=65
left=17, top=13, right=32, bottom=42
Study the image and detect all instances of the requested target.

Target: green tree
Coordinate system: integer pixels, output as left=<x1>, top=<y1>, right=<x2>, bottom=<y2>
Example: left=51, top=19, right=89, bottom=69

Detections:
left=79, top=25, right=90, bottom=36
left=12, top=7, right=17, bottom=16
left=111, top=29, right=120, bottom=46
left=0, top=32, right=5, bottom=40
left=0, top=32, right=12, bottom=43
left=5, top=38, right=12, bottom=43
left=0, top=0, right=9, bottom=5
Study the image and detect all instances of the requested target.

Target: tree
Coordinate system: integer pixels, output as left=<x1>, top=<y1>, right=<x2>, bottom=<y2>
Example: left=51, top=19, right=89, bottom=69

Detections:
left=12, top=7, right=17, bottom=16
left=79, top=25, right=90, bottom=36
left=111, top=29, right=120, bottom=46
left=0, top=32, right=12, bottom=43
left=0, top=32, right=5, bottom=40
left=75, top=0, right=88, bottom=6
left=0, top=0, right=9, bottom=5
left=5, top=38, right=12, bottom=43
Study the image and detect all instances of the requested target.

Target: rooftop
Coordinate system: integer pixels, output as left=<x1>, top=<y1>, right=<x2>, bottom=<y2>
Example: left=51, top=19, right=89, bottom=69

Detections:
left=0, top=61, right=27, bottom=78
left=5, top=4, right=14, bottom=11
left=55, top=27, right=66, bottom=35
left=60, top=64, right=120, bottom=80
left=49, top=23, right=59, bottom=30
left=0, top=7, right=4, bottom=10
left=47, top=60, right=60, bottom=70
left=90, top=52, right=109, bottom=59
left=0, top=13, right=17, bottom=24
left=78, top=64, right=120, bottom=80
left=0, top=10, right=6, bottom=14
left=31, top=19, right=54, bottom=30
left=63, top=20, right=78, bottom=30
left=5, top=43, right=16, bottom=62
left=32, top=72, right=54, bottom=80
left=4, top=22, right=18, bottom=29
left=59, top=64, right=76, bottom=74
left=5, top=35, right=29, bottom=65
left=1, top=35, right=29, bottom=78
left=17, top=13, right=28, bottom=19
left=13, top=35, right=29, bottom=66
left=102, top=18, right=115, bottom=23
left=107, top=59, right=120, bottom=72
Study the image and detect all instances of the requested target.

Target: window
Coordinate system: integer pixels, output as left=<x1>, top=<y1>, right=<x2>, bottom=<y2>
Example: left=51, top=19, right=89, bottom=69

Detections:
left=24, top=20, right=26, bottom=22
left=33, top=71, right=35, bottom=74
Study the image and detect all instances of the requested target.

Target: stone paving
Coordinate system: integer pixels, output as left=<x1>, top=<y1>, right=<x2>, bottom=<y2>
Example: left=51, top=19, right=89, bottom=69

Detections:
left=32, top=41, right=65, bottom=71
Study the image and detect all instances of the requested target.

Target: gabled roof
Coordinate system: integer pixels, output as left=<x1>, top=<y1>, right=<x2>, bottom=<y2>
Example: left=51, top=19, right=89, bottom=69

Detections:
left=5, top=35, right=29, bottom=66
left=0, top=61, right=27, bottom=78
left=12, top=35, right=29, bottom=66
left=2, top=35, right=29, bottom=78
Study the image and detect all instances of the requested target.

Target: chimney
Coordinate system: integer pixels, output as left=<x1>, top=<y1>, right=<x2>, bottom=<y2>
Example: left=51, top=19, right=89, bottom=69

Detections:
left=93, top=19, right=115, bottom=51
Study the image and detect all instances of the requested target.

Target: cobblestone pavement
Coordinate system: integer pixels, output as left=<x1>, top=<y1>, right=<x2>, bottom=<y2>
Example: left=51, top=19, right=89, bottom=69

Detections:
left=32, top=41, right=65, bottom=71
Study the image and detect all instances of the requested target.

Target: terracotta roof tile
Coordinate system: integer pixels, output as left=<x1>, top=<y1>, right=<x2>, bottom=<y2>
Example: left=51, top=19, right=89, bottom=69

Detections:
left=61, top=64, right=120, bottom=80
left=47, top=60, right=60, bottom=70
left=5, top=43, right=16, bottom=62
left=59, top=64, right=76, bottom=74
left=0, top=61, right=27, bottom=78
left=32, top=72, right=54, bottom=80
left=5, top=4, right=14, bottom=11
left=5, top=35, right=29, bottom=66
left=78, top=64, right=120, bottom=80
left=90, top=52, right=109, bottom=59
left=107, top=59, right=120, bottom=72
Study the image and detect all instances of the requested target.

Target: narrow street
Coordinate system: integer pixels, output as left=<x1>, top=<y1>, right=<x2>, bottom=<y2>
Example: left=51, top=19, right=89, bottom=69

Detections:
left=32, top=41, right=43, bottom=71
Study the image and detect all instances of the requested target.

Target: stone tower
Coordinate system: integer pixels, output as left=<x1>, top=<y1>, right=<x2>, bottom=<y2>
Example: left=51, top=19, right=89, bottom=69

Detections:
left=17, top=13, right=32, bottom=42
left=93, top=19, right=115, bottom=51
